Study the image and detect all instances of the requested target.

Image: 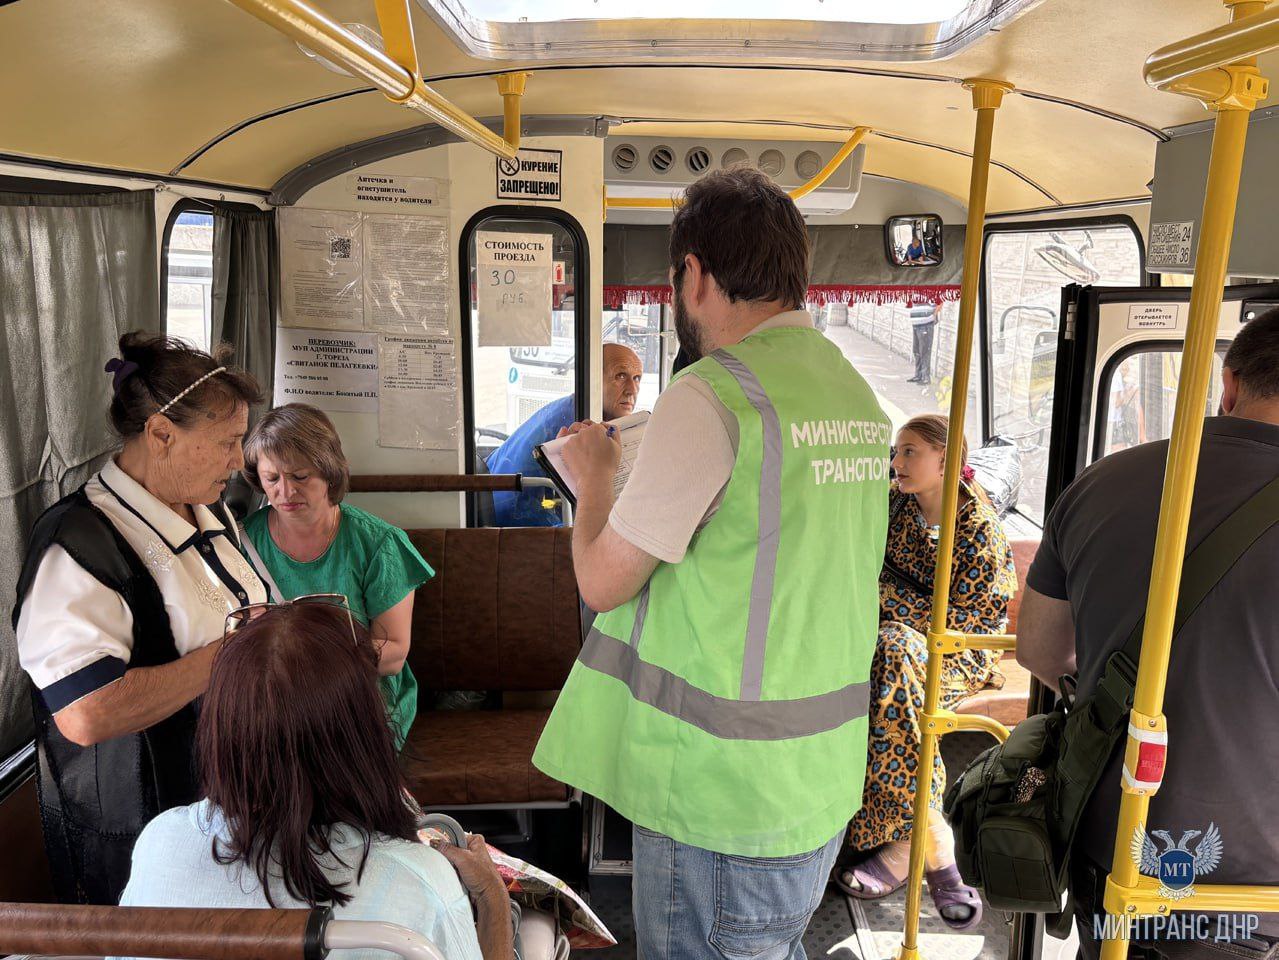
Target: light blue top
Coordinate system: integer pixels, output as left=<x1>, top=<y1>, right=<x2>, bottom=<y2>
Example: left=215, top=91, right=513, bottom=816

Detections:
left=117, top=800, right=483, bottom=960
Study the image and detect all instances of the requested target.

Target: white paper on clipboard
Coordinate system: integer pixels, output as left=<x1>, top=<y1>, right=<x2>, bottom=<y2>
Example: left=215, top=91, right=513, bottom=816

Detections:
left=534, top=412, right=650, bottom=503
left=279, top=208, right=364, bottom=329
left=476, top=231, right=553, bottom=346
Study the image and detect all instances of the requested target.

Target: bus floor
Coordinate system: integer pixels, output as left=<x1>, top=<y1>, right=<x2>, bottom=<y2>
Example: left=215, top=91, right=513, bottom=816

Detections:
left=584, top=733, right=1080, bottom=960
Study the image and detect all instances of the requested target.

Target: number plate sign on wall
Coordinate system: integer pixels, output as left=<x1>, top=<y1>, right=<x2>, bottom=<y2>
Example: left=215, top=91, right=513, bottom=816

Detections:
left=496, top=149, right=563, bottom=202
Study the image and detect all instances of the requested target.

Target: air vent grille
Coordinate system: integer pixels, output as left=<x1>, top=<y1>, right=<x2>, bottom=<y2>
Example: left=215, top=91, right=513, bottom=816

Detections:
left=611, top=144, right=638, bottom=172
left=795, top=150, right=823, bottom=180
left=685, top=147, right=712, bottom=174
left=649, top=145, right=675, bottom=174
left=721, top=147, right=749, bottom=169
left=758, top=149, right=785, bottom=178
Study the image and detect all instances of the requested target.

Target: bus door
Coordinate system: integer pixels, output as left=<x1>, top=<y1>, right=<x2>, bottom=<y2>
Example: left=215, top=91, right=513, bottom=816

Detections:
left=1047, top=281, right=1279, bottom=524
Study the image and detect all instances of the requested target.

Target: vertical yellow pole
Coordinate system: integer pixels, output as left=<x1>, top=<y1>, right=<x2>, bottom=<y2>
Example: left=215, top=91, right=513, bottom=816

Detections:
left=897, top=78, right=1012, bottom=960
left=1099, top=3, right=1266, bottom=956
left=496, top=72, right=531, bottom=150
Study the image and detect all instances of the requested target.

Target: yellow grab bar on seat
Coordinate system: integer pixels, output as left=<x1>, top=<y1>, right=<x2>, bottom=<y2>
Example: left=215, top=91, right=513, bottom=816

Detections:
left=225, top=0, right=518, bottom=160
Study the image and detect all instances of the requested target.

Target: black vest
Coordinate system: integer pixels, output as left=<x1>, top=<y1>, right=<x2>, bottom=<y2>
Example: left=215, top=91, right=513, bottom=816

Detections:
left=13, top=488, right=201, bottom=905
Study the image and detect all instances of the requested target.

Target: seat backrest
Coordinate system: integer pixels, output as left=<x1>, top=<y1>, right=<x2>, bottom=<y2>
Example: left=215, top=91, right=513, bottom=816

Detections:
left=406, top=527, right=581, bottom=692
left=1005, top=537, right=1041, bottom=635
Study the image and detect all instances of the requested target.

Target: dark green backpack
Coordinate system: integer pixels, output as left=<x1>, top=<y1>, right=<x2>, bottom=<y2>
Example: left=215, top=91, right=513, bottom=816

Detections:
left=943, top=475, right=1279, bottom=918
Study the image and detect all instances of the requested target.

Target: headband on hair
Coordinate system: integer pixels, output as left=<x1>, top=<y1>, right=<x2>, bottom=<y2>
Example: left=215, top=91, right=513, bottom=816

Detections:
left=157, top=367, right=227, bottom=416
left=104, top=358, right=140, bottom=395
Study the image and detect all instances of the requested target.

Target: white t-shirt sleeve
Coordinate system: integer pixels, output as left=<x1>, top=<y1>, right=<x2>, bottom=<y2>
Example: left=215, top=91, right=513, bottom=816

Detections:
left=15, top=544, right=134, bottom=713
left=609, top=375, right=738, bottom=564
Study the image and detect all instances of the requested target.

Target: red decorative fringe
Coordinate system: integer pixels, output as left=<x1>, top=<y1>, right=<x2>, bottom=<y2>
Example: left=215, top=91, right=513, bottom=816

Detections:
left=603, top=284, right=961, bottom=310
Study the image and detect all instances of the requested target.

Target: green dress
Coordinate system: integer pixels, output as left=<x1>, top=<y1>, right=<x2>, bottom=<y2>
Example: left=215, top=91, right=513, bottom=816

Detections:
left=243, top=503, right=434, bottom=751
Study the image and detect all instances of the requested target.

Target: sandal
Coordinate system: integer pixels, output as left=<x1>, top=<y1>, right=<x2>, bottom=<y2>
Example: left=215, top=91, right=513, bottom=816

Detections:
left=926, top=865, right=984, bottom=931
left=831, top=849, right=908, bottom=901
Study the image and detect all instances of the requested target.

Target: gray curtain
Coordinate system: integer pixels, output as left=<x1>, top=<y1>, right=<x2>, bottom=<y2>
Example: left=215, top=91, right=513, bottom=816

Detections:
left=0, top=189, right=159, bottom=759
left=603, top=222, right=966, bottom=286
left=211, top=207, right=277, bottom=408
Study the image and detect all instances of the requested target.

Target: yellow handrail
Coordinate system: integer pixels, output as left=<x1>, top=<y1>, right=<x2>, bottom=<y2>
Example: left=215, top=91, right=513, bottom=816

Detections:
left=895, top=78, right=1013, bottom=960
left=1100, top=3, right=1270, bottom=956
left=604, top=127, right=870, bottom=210
left=1144, top=1, right=1279, bottom=93
left=225, top=0, right=518, bottom=160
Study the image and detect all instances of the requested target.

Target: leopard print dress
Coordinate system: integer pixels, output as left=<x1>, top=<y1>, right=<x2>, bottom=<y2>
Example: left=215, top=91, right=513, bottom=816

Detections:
left=847, top=481, right=1017, bottom=852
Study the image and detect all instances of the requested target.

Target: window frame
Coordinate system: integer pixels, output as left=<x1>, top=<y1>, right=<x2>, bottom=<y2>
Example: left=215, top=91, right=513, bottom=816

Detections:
left=1090, top=339, right=1232, bottom=464
left=160, top=200, right=215, bottom=342
left=979, top=215, right=1147, bottom=445
left=457, top=205, right=591, bottom=524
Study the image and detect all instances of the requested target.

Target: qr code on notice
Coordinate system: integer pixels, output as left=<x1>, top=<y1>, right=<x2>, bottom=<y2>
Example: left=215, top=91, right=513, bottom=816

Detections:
left=329, top=237, right=353, bottom=260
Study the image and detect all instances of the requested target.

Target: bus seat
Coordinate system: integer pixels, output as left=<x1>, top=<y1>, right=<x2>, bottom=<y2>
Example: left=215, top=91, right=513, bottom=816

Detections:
left=399, top=527, right=581, bottom=806
left=0, top=768, right=55, bottom=903
left=955, top=536, right=1041, bottom=729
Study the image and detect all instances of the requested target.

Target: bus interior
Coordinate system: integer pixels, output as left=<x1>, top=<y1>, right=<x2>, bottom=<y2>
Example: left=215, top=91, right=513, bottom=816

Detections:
left=2, top=1, right=1278, bottom=959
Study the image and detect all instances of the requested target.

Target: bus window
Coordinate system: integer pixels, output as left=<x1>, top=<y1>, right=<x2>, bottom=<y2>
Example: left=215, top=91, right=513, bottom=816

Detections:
left=985, top=221, right=1143, bottom=522
left=1099, top=348, right=1226, bottom=457
left=163, top=208, right=213, bottom=351
left=602, top=303, right=664, bottom=412
left=818, top=300, right=982, bottom=448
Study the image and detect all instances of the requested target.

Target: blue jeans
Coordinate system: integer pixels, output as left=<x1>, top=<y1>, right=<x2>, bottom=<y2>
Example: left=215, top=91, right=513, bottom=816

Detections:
left=631, top=825, right=842, bottom=960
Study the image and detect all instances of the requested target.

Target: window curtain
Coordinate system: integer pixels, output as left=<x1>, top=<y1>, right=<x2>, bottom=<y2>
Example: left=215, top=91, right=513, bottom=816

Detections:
left=210, top=207, right=277, bottom=411
left=0, top=189, right=159, bottom=758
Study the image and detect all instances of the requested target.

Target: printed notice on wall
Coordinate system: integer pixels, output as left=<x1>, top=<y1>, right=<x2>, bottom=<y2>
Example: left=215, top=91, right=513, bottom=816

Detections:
left=1127, top=303, right=1182, bottom=331
left=1147, top=221, right=1195, bottom=269
left=476, top=231, right=553, bottom=346
left=273, top=328, right=379, bottom=413
left=496, top=149, right=562, bottom=202
left=347, top=174, right=448, bottom=211
left=279, top=208, right=363, bottom=329
left=378, top=335, right=459, bottom=449
left=364, top=215, right=451, bottom=334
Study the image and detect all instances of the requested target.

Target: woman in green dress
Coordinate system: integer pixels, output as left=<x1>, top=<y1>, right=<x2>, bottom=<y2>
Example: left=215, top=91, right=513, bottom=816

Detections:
left=240, top=403, right=432, bottom=751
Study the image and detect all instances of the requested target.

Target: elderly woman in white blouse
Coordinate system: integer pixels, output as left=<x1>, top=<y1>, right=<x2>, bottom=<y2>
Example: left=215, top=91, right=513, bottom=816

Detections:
left=12, top=331, right=266, bottom=905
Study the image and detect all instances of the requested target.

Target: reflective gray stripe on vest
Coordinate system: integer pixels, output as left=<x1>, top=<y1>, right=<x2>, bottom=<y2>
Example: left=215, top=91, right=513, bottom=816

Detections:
left=710, top=349, right=782, bottom=701
left=580, top=627, right=869, bottom=741
left=628, top=584, right=650, bottom=648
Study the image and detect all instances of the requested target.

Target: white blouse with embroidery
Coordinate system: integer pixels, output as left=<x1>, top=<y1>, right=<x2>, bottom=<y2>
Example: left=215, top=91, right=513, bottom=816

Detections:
left=15, top=459, right=267, bottom=713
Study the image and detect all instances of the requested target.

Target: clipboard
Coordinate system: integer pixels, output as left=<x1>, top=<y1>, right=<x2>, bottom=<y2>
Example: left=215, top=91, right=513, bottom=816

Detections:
left=532, top=411, right=650, bottom=507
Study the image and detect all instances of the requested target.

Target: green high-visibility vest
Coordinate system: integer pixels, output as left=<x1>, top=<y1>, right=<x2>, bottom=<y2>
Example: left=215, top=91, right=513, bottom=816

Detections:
left=533, top=326, right=891, bottom=857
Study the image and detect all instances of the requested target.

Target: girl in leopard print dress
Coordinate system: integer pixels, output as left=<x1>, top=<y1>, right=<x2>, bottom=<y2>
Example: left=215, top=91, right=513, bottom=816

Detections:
left=835, top=414, right=1016, bottom=930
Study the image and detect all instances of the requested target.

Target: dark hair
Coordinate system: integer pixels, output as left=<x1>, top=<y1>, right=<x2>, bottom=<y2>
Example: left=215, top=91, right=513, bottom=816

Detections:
left=669, top=167, right=810, bottom=311
left=1224, top=307, right=1279, bottom=400
left=109, top=332, right=262, bottom=439
left=243, top=404, right=351, bottom=504
left=198, top=604, right=417, bottom=908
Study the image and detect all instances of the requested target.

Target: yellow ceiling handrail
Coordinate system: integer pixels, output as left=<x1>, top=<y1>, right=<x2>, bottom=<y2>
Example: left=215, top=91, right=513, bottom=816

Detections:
left=372, top=0, right=418, bottom=78
left=226, top=0, right=518, bottom=160
left=1144, top=1, right=1278, bottom=100
left=604, top=127, right=870, bottom=210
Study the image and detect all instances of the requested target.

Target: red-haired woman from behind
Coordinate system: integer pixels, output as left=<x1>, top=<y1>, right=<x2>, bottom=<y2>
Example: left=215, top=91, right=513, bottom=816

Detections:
left=118, top=601, right=513, bottom=960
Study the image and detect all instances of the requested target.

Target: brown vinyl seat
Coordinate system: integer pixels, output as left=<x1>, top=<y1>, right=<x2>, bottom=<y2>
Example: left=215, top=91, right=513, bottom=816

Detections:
left=955, top=537, right=1041, bottom=729
left=399, top=527, right=582, bottom=806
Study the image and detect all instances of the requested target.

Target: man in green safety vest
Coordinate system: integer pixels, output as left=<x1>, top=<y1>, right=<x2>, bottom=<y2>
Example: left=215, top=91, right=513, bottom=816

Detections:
left=533, top=167, right=891, bottom=960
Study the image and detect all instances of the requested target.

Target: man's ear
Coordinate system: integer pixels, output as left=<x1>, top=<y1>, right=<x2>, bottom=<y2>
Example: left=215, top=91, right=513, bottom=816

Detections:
left=144, top=413, right=176, bottom=459
left=682, top=253, right=708, bottom=306
left=1221, top=365, right=1240, bottom=415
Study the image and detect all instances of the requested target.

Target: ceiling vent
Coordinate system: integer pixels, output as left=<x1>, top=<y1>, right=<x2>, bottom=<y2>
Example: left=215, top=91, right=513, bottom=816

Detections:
left=649, top=145, right=675, bottom=174
left=721, top=147, right=750, bottom=169
left=611, top=143, right=638, bottom=172
left=758, top=149, right=786, bottom=178
left=795, top=150, right=823, bottom=180
left=685, top=147, right=712, bottom=174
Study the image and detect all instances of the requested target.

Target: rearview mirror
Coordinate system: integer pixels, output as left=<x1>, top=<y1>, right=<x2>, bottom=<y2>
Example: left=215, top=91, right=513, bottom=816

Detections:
left=885, top=214, right=944, bottom=268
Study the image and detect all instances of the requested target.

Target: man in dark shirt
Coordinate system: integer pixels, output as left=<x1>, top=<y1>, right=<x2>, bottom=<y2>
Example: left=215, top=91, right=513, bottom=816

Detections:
left=1017, top=308, right=1279, bottom=960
